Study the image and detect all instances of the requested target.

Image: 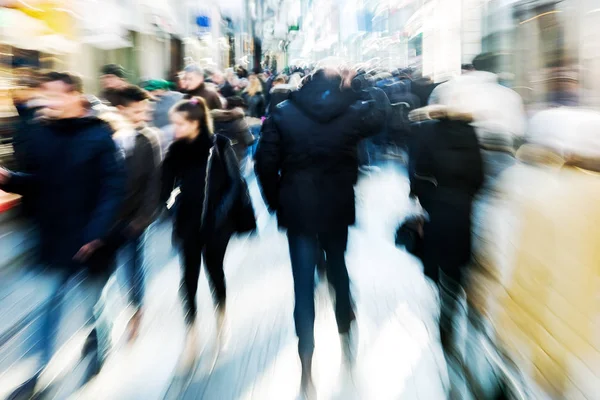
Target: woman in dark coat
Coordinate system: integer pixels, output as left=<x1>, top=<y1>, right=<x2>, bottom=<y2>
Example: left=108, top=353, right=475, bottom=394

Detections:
left=408, top=105, right=484, bottom=355
left=211, top=96, right=255, bottom=167
left=242, top=74, right=266, bottom=118
left=161, top=97, right=256, bottom=369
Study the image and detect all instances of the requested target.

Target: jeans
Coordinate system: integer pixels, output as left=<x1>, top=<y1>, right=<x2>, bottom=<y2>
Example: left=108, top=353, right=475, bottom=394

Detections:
left=287, top=227, right=354, bottom=357
left=117, top=228, right=150, bottom=310
left=35, top=268, right=110, bottom=393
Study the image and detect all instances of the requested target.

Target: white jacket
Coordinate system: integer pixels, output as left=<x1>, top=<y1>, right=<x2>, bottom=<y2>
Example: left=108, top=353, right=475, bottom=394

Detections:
left=430, top=71, right=526, bottom=148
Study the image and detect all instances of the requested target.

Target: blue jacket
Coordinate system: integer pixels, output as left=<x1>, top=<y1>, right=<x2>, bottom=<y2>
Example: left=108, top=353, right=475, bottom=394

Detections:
left=2, top=116, right=125, bottom=273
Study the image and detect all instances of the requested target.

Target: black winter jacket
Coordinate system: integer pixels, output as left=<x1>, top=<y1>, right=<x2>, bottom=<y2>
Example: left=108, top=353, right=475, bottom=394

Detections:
left=161, top=133, right=256, bottom=242
left=255, top=71, right=385, bottom=234
left=409, top=112, right=484, bottom=281
left=211, top=108, right=255, bottom=163
left=1, top=117, right=125, bottom=273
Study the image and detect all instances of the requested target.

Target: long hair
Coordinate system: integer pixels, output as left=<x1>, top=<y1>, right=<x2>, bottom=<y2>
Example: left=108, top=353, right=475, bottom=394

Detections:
left=171, top=96, right=213, bottom=136
left=245, top=74, right=263, bottom=97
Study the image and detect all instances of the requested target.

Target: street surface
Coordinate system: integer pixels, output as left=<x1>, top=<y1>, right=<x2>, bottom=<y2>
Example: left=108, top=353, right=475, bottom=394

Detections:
left=1, top=165, right=452, bottom=399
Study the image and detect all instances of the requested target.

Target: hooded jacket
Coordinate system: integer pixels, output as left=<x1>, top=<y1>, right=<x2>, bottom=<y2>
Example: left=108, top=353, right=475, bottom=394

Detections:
left=408, top=105, right=484, bottom=281
left=211, top=108, right=255, bottom=163
left=254, top=70, right=385, bottom=233
left=1, top=116, right=125, bottom=273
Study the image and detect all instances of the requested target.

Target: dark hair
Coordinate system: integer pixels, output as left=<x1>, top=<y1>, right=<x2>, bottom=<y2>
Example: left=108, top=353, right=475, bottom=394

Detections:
left=100, top=64, right=126, bottom=78
left=105, top=85, right=149, bottom=107
left=472, top=53, right=497, bottom=73
left=225, top=96, right=246, bottom=110
left=171, top=97, right=213, bottom=136
left=461, top=63, right=475, bottom=71
left=40, top=71, right=83, bottom=93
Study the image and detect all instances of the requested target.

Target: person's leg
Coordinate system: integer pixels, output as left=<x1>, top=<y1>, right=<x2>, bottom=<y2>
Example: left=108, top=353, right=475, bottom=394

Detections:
left=287, top=231, right=319, bottom=396
left=37, top=270, right=109, bottom=397
left=181, top=236, right=203, bottom=325
left=319, top=227, right=354, bottom=334
left=202, top=232, right=230, bottom=310
left=118, top=232, right=146, bottom=341
left=316, top=243, right=327, bottom=282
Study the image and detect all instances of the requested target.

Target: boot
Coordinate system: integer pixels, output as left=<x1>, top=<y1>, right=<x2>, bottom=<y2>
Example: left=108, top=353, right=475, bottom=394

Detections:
left=299, top=354, right=316, bottom=399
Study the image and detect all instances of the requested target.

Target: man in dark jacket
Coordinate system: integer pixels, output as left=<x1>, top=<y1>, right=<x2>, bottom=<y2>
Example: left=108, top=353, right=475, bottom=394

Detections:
left=103, top=85, right=162, bottom=341
left=0, top=72, right=124, bottom=397
left=181, top=65, right=223, bottom=110
left=254, top=68, right=385, bottom=398
left=142, top=79, right=184, bottom=129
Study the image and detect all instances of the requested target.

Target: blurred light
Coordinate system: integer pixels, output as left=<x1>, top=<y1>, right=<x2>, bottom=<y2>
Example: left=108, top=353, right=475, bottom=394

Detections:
left=519, top=10, right=562, bottom=25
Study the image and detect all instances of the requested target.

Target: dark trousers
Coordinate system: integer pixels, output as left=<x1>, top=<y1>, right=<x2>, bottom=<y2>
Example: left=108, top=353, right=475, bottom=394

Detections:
left=287, top=227, right=354, bottom=357
left=180, top=230, right=231, bottom=324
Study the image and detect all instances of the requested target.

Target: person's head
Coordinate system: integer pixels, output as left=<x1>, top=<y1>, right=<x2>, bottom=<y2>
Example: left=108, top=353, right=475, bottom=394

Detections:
left=224, top=96, right=246, bottom=110
left=212, top=71, right=225, bottom=85
left=246, top=74, right=262, bottom=96
left=100, top=64, right=127, bottom=90
left=106, top=85, right=151, bottom=127
left=182, top=65, right=205, bottom=91
left=141, top=79, right=170, bottom=97
left=461, top=64, right=475, bottom=74
left=472, top=53, right=496, bottom=73
left=170, top=97, right=212, bottom=141
left=39, top=71, right=85, bottom=119
left=273, top=75, right=287, bottom=87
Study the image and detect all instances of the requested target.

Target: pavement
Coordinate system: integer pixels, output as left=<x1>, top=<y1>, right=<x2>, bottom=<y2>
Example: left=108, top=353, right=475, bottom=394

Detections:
left=0, top=165, right=452, bottom=400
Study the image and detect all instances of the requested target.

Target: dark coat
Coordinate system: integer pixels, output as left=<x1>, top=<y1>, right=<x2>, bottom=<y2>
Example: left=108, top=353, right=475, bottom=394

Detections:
left=254, top=72, right=385, bottom=234
left=267, top=85, right=294, bottom=116
left=242, top=92, right=266, bottom=118
left=211, top=108, right=255, bottom=163
left=409, top=115, right=484, bottom=282
left=219, top=81, right=237, bottom=98
left=152, top=91, right=184, bottom=129
left=116, top=128, right=161, bottom=229
left=161, top=133, right=256, bottom=242
left=184, top=83, right=223, bottom=110
left=1, top=117, right=125, bottom=273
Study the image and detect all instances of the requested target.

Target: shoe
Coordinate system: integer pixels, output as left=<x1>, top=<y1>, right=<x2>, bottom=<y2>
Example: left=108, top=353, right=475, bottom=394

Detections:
left=127, top=309, right=143, bottom=343
left=178, top=322, right=199, bottom=374
left=340, top=325, right=358, bottom=366
left=216, top=303, right=226, bottom=339
left=299, top=354, right=316, bottom=400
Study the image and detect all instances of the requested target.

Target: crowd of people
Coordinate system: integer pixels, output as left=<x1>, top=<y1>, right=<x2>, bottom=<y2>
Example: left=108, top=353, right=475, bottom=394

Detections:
left=1, top=52, right=599, bottom=400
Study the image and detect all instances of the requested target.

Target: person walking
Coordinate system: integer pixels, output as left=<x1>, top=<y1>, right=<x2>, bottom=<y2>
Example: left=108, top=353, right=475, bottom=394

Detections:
left=99, top=85, right=162, bottom=342
left=254, top=68, right=385, bottom=398
left=211, top=96, right=255, bottom=170
left=99, top=64, right=128, bottom=100
left=142, top=79, right=184, bottom=155
left=408, top=104, right=484, bottom=382
left=242, top=74, right=266, bottom=118
left=180, top=65, right=223, bottom=110
left=160, top=97, right=256, bottom=370
left=0, top=71, right=124, bottom=398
